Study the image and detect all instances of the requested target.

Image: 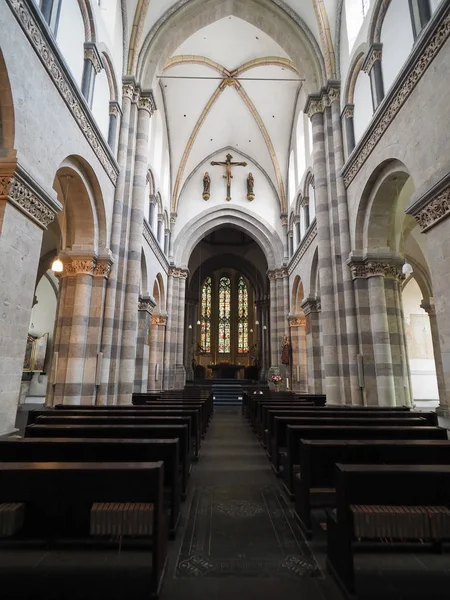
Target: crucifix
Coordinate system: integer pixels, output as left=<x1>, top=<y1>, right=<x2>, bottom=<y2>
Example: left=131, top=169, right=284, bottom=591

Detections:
left=211, top=153, right=247, bottom=201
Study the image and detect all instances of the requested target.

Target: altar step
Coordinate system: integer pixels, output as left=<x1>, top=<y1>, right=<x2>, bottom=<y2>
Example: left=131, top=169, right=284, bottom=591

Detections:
left=212, top=382, right=243, bottom=406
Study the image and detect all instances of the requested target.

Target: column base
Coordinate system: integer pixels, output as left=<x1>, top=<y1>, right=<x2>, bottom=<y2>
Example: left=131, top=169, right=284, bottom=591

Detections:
left=436, top=406, right=450, bottom=431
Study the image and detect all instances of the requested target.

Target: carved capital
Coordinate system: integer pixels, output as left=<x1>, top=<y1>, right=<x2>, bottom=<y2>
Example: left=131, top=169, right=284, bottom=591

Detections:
left=151, top=314, right=167, bottom=326
left=109, top=101, right=121, bottom=118
left=301, top=298, right=320, bottom=316
left=326, top=83, right=340, bottom=105
left=305, top=96, right=324, bottom=119
left=62, top=258, right=97, bottom=277
left=138, top=91, right=156, bottom=115
left=84, top=43, right=103, bottom=74
left=342, top=103, right=354, bottom=119
left=169, top=267, right=188, bottom=279
left=138, top=295, right=156, bottom=313
left=122, top=82, right=135, bottom=101
left=94, top=256, right=113, bottom=279
left=0, top=165, right=60, bottom=229
left=348, top=257, right=405, bottom=280
left=414, top=185, right=450, bottom=232
left=363, top=44, right=383, bottom=74
left=280, top=213, right=288, bottom=226
left=170, top=212, right=177, bottom=225
left=289, top=316, right=306, bottom=327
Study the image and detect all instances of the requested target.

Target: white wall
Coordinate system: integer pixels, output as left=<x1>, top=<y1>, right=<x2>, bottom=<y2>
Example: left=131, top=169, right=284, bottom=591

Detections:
left=402, top=277, right=439, bottom=400
left=91, top=68, right=110, bottom=139
left=27, top=273, right=58, bottom=400
left=56, top=0, right=85, bottom=88
left=380, top=0, right=414, bottom=93
left=353, top=70, right=373, bottom=143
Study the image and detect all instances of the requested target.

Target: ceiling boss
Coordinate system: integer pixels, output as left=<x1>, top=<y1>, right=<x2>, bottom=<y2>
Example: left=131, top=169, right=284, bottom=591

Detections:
left=211, top=153, right=247, bottom=201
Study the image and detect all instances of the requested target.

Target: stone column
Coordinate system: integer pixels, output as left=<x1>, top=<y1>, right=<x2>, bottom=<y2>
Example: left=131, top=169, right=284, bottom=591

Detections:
left=81, top=43, right=103, bottom=108
left=342, top=104, right=355, bottom=156
left=268, top=273, right=278, bottom=369
left=0, top=163, right=60, bottom=434
left=288, top=231, right=294, bottom=258
left=108, top=101, right=121, bottom=153
left=421, top=299, right=446, bottom=403
left=163, top=271, right=176, bottom=389
left=294, top=216, right=300, bottom=248
left=157, top=215, right=163, bottom=245
left=302, top=298, right=322, bottom=393
left=174, top=270, right=188, bottom=388
left=305, top=95, right=340, bottom=403
left=280, top=214, right=289, bottom=264
left=58, top=255, right=96, bottom=405
left=149, top=195, right=156, bottom=230
left=289, top=316, right=307, bottom=392
left=409, top=0, right=432, bottom=39
left=329, top=86, right=362, bottom=405
left=117, top=91, right=155, bottom=404
left=164, top=228, right=170, bottom=256
left=363, top=44, right=384, bottom=111
left=97, top=81, right=134, bottom=405
left=184, top=299, right=197, bottom=380
left=148, top=313, right=166, bottom=391
left=134, top=296, right=155, bottom=393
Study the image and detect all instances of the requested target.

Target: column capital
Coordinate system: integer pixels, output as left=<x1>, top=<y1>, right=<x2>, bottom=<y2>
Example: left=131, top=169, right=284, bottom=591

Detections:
left=170, top=212, right=177, bottom=225
left=280, top=213, right=288, bottom=226
left=109, top=100, right=122, bottom=118
left=138, top=90, right=157, bottom=115
left=304, top=94, right=324, bottom=119
left=0, top=161, right=60, bottom=229
left=301, top=297, right=320, bottom=315
left=60, top=255, right=97, bottom=277
left=420, top=298, right=436, bottom=315
left=94, top=253, right=114, bottom=279
left=267, top=268, right=289, bottom=280
left=157, top=214, right=164, bottom=222
left=342, top=103, right=354, bottom=119
left=151, top=314, right=167, bottom=326
left=169, top=266, right=189, bottom=279
left=347, top=255, right=405, bottom=280
left=138, top=295, right=156, bottom=313
left=122, top=80, right=136, bottom=101
left=293, top=215, right=300, bottom=225
left=289, top=315, right=306, bottom=327
left=83, top=42, right=104, bottom=74
left=363, top=43, right=383, bottom=74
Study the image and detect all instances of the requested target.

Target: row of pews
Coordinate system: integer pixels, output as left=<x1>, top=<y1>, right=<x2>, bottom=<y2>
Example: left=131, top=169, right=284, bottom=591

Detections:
left=243, top=391, right=450, bottom=598
left=0, top=388, right=213, bottom=599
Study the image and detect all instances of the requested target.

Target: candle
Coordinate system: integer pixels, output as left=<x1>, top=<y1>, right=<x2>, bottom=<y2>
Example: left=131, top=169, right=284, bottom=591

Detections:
left=286, top=377, right=290, bottom=390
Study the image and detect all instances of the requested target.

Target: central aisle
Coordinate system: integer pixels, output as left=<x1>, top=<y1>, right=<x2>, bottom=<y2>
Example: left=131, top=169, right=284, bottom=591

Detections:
left=161, top=407, right=340, bottom=600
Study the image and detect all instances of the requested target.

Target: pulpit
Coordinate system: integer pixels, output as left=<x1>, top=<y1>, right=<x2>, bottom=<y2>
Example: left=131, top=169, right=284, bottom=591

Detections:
left=208, top=364, right=245, bottom=379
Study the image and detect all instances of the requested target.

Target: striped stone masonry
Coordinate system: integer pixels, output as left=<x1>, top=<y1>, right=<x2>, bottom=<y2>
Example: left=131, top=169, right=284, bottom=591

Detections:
left=163, top=267, right=188, bottom=390
left=134, top=295, right=156, bottom=393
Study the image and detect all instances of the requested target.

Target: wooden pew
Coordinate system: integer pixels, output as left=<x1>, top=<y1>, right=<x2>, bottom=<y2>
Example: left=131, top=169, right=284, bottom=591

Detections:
left=271, top=416, right=429, bottom=471
left=32, top=411, right=201, bottom=458
left=326, top=464, right=450, bottom=599
left=282, top=424, right=447, bottom=492
left=26, top=424, right=190, bottom=496
left=0, top=461, right=167, bottom=598
left=34, top=414, right=199, bottom=459
left=294, top=439, right=450, bottom=539
left=264, top=408, right=436, bottom=449
left=0, top=437, right=182, bottom=537
left=132, top=392, right=213, bottom=423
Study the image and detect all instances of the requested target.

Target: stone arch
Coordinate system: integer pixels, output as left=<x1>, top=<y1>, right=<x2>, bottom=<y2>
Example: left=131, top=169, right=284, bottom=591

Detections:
left=77, top=0, right=98, bottom=42
left=140, top=249, right=149, bottom=296
left=291, top=275, right=305, bottom=314
left=99, top=46, right=119, bottom=102
left=173, top=206, right=284, bottom=270
left=354, top=158, right=413, bottom=254
left=343, top=47, right=367, bottom=105
left=303, top=168, right=315, bottom=198
left=309, top=246, right=319, bottom=298
left=53, top=155, right=108, bottom=255
left=137, top=0, right=326, bottom=92
left=147, top=169, right=156, bottom=196
left=368, top=0, right=391, bottom=44
left=401, top=261, right=433, bottom=304
left=153, top=272, right=166, bottom=313
left=0, top=49, right=14, bottom=151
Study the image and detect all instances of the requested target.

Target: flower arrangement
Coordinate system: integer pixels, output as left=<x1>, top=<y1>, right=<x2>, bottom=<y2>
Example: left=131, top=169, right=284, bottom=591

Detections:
left=270, top=374, right=283, bottom=385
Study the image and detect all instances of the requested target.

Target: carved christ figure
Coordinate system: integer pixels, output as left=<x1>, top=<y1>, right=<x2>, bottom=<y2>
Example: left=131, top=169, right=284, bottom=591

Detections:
left=211, top=153, right=247, bottom=201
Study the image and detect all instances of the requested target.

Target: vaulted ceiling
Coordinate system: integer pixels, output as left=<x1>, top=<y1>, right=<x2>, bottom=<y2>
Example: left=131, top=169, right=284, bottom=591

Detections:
left=121, top=0, right=342, bottom=213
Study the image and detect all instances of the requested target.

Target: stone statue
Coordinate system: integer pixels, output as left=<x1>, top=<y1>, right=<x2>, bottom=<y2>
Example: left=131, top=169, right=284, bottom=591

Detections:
left=247, top=172, right=255, bottom=201
left=281, top=335, right=291, bottom=365
left=202, top=172, right=211, bottom=200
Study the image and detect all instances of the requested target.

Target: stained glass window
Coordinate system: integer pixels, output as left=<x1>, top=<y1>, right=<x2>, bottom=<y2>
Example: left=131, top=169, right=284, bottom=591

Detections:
left=200, top=277, right=212, bottom=352
left=218, top=276, right=231, bottom=353
left=237, top=276, right=249, bottom=353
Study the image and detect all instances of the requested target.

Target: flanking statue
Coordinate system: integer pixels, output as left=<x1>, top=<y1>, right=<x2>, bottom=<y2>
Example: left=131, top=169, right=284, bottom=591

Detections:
left=202, top=172, right=211, bottom=200
left=247, top=172, right=255, bottom=201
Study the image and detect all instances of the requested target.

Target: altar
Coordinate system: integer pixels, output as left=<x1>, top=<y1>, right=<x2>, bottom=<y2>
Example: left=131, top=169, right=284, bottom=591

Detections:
left=208, top=364, right=245, bottom=379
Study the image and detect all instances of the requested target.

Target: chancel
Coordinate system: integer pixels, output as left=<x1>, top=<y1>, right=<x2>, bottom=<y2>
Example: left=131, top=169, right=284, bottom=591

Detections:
left=1, top=0, right=450, bottom=599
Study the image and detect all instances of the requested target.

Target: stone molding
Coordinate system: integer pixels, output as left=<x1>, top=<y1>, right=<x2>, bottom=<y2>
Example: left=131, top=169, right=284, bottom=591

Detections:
left=267, top=268, right=289, bottom=280
left=170, top=212, right=177, bottom=225
left=138, top=91, right=157, bottom=115
left=342, top=6, right=450, bottom=188
left=143, top=219, right=169, bottom=272
left=109, top=101, right=122, bottom=118
left=93, top=256, right=113, bottom=279
left=6, top=0, right=119, bottom=185
left=138, top=295, right=156, bottom=313
left=348, top=257, right=405, bottom=281
left=293, top=215, right=300, bottom=225
left=84, top=42, right=103, bottom=74
left=0, top=163, right=60, bottom=228
left=169, top=267, right=188, bottom=279
left=420, top=299, right=436, bottom=315
left=280, top=213, right=288, bottom=226
left=62, top=258, right=96, bottom=277
left=288, top=221, right=317, bottom=274
left=406, top=174, right=450, bottom=233
left=362, top=43, right=383, bottom=74
left=122, top=80, right=156, bottom=114
left=289, top=316, right=306, bottom=327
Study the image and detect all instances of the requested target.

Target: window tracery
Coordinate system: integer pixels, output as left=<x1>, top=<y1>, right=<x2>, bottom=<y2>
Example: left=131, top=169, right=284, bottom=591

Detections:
left=218, top=276, right=231, bottom=353
left=200, top=277, right=212, bottom=352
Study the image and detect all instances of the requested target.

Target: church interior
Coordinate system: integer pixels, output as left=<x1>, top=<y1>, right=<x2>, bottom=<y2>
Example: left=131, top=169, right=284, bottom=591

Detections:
left=1, top=0, right=450, bottom=598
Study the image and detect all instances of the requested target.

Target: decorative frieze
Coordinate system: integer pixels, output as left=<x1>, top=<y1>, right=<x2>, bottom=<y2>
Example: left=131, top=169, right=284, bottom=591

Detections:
left=409, top=182, right=450, bottom=232
left=343, top=10, right=450, bottom=187
left=6, top=0, right=119, bottom=185
left=289, top=316, right=306, bottom=327
left=288, top=222, right=317, bottom=274
left=62, top=259, right=96, bottom=277
left=304, top=82, right=340, bottom=118
left=0, top=166, right=60, bottom=229
left=169, top=267, right=188, bottom=279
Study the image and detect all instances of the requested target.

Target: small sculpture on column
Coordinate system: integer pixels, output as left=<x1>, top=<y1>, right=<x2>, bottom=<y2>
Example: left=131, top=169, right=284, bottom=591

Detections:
left=281, top=335, right=291, bottom=365
left=202, top=172, right=211, bottom=200
left=247, top=172, right=255, bottom=201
